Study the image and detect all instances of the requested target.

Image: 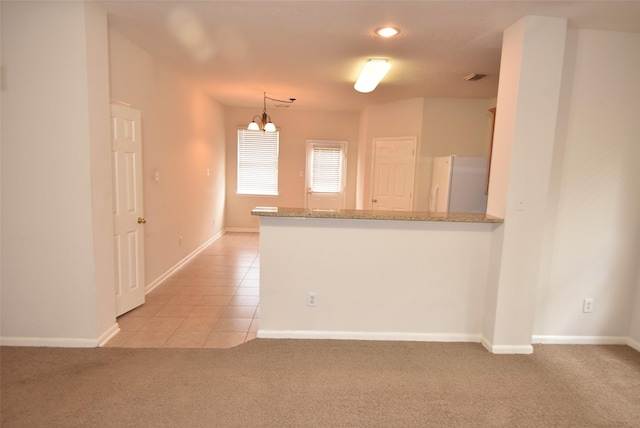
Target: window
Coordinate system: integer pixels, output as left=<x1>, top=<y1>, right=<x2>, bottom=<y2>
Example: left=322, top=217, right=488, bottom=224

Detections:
left=309, top=144, right=344, bottom=193
left=237, top=129, right=279, bottom=195
left=305, top=140, right=347, bottom=211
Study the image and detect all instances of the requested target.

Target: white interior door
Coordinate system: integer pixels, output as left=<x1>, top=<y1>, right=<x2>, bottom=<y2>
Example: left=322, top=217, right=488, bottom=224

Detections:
left=371, top=137, right=416, bottom=211
left=111, top=104, right=146, bottom=316
left=305, top=140, right=347, bottom=210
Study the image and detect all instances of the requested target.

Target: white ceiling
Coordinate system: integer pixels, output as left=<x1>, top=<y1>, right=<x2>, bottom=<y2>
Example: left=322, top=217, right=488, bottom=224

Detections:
left=96, top=1, right=640, bottom=113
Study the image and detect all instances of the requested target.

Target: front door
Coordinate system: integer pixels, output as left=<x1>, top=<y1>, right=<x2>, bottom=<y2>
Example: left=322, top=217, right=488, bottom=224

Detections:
left=371, top=137, right=416, bottom=211
left=111, top=104, right=146, bottom=316
left=305, top=140, right=347, bottom=211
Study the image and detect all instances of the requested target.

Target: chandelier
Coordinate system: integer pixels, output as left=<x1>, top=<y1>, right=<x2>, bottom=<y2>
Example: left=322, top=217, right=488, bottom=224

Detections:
left=248, top=92, right=296, bottom=132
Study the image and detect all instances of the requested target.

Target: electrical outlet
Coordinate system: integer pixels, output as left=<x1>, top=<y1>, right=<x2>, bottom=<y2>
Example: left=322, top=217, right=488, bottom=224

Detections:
left=307, top=292, right=317, bottom=307
left=583, top=298, right=594, bottom=313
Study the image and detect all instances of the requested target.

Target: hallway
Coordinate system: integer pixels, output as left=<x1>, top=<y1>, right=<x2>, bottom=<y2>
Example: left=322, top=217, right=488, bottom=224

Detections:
left=105, top=232, right=259, bottom=349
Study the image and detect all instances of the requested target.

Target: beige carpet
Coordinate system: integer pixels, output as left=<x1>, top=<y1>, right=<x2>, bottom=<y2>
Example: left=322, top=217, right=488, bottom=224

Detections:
left=2, top=340, right=639, bottom=427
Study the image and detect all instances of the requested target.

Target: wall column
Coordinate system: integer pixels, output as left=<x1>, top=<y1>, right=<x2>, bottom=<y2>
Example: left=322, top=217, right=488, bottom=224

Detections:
left=1, top=1, right=116, bottom=346
left=483, top=16, right=568, bottom=353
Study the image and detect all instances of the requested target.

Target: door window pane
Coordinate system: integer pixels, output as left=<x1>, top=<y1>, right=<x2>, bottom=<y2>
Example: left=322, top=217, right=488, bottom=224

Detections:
left=310, top=145, right=343, bottom=193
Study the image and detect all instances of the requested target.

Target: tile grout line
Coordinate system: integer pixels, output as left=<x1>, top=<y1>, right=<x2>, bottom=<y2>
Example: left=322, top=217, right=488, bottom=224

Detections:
left=109, top=233, right=260, bottom=349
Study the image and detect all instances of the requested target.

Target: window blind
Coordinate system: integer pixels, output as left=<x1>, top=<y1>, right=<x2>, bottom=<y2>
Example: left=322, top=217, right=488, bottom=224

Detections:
left=310, top=146, right=343, bottom=193
left=237, top=129, right=279, bottom=195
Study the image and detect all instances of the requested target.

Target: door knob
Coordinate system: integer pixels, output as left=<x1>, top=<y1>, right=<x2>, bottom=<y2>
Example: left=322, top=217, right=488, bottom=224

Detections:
left=137, top=217, right=147, bottom=224
left=372, top=199, right=378, bottom=203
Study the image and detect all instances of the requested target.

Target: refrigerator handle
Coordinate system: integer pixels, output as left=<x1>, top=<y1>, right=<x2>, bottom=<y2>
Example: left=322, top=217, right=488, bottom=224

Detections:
left=429, top=186, right=438, bottom=211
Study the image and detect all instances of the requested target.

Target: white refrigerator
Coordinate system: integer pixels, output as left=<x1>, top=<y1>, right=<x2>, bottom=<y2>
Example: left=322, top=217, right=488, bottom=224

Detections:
left=429, top=156, right=488, bottom=213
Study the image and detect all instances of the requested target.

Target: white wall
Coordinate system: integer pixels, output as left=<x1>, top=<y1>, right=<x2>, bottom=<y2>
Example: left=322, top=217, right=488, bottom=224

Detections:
left=259, top=217, right=496, bottom=341
left=4, top=4, right=638, bottom=351
left=257, top=22, right=640, bottom=351
left=224, top=98, right=493, bottom=219
left=422, top=98, right=495, bottom=158
left=534, top=29, right=640, bottom=341
left=418, top=98, right=495, bottom=211
left=484, top=16, right=568, bottom=353
left=359, top=98, right=424, bottom=210
left=109, top=29, right=227, bottom=284
left=629, top=266, right=640, bottom=349
left=355, top=109, right=369, bottom=209
left=85, top=1, right=118, bottom=339
left=355, top=97, right=494, bottom=211
left=1, top=1, right=115, bottom=345
left=224, top=107, right=360, bottom=230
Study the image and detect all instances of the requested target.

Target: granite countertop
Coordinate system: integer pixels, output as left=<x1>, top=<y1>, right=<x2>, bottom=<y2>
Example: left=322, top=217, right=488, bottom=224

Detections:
left=251, top=207, right=503, bottom=224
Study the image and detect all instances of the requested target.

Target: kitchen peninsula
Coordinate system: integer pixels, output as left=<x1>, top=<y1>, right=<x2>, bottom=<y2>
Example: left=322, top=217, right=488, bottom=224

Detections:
left=252, top=207, right=503, bottom=344
left=252, top=206, right=503, bottom=223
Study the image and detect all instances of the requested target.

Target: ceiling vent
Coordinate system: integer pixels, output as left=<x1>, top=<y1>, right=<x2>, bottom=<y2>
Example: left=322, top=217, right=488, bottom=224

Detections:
left=463, top=73, right=486, bottom=81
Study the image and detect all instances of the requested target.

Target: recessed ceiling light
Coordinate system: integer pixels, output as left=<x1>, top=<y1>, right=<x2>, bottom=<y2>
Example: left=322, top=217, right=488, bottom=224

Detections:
left=375, top=27, right=400, bottom=38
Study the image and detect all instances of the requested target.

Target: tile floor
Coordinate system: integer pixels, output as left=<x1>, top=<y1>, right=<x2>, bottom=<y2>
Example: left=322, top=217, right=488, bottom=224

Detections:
left=105, top=232, right=260, bottom=349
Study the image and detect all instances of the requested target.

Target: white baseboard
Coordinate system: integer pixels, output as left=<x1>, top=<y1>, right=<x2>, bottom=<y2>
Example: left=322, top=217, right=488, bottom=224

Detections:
left=480, top=336, right=493, bottom=353
left=257, top=330, right=481, bottom=343
left=532, top=335, right=628, bottom=345
left=0, top=322, right=121, bottom=348
left=628, top=337, right=640, bottom=352
left=145, top=230, right=225, bottom=294
left=490, top=344, right=534, bottom=354
left=480, top=335, right=636, bottom=354
left=98, top=323, right=120, bottom=347
left=0, top=336, right=99, bottom=348
left=480, top=336, right=534, bottom=354
left=144, top=228, right=259, bottom=293
left=0, top=230, right=227, bottom=348
left=225, top=227, right=259, bottom=233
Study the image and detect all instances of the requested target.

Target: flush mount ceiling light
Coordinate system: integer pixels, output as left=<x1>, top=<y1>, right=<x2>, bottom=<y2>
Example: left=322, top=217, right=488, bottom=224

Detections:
left=354, top=58, right=392, bottom=93
left=375, top=26, right=400, bottom=38
left=248, top=92, right=296, bottom=132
